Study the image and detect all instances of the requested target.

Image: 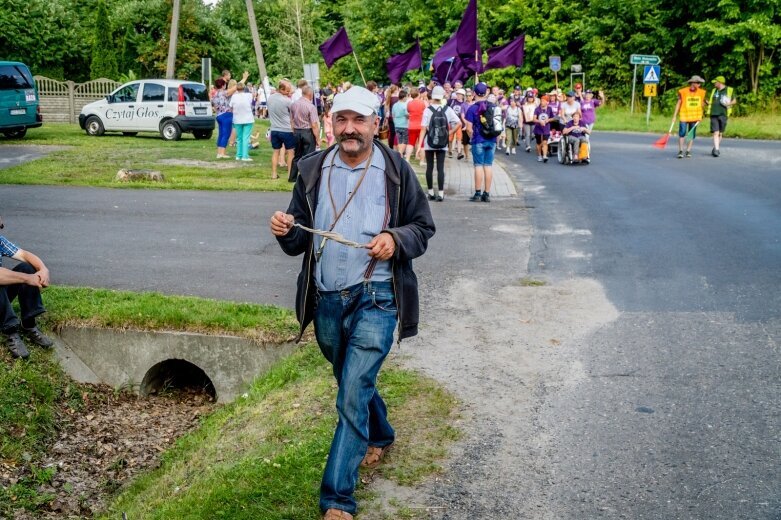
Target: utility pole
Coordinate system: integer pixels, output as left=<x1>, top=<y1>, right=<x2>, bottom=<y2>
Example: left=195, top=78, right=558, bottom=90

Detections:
left=245, top=0, right=268, bottom=82
left=294, top=0, right=306, bottom=77
left=165, top=0, right=180, bottom=78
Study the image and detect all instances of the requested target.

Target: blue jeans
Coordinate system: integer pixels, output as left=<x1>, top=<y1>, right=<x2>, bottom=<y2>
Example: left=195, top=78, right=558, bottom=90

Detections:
left=315, top=281, right=397, bottom=514
left=215, top=112, right=233, bottom=148
left=472, top=140, right=496, bottom=166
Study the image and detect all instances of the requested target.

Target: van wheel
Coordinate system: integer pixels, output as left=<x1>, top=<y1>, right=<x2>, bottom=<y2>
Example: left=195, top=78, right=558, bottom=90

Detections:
left=193, top=130, right=213, bottom=140
left=85, top=116, right=105, bottom=136
left=2, top=129, right=27, bottom=139
left=160, top=121, right=182, bottom=141
left=122, top=132, right=138, bottom=137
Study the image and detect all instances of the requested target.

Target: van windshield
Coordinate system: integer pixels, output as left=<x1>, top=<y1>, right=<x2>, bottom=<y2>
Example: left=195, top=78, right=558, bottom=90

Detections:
left=0, top=65, right=34, bottom=90
left=167, top=84, right=209, bottom=102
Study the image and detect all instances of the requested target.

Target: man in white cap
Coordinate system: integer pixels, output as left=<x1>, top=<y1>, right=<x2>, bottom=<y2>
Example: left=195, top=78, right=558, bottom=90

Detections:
left=416, top=85, right=461, bottom=201
left=269, top=86, right=435, bottom=520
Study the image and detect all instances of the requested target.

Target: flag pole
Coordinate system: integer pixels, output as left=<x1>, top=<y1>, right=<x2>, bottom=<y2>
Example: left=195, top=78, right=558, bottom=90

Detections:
left=444, top=59, right=454, bottom=83
left=352, top=51, right=367, bottom=86
left=474, top=49, right=479, bottom=83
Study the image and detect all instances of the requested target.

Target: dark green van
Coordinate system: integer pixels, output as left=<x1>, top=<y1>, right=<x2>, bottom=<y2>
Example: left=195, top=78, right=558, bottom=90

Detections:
left=0, top=61, right=42, bottom=139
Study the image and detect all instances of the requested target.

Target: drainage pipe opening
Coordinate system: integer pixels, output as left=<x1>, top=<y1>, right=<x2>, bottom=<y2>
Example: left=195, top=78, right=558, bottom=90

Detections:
left=140, top=359, right=216, bottom=400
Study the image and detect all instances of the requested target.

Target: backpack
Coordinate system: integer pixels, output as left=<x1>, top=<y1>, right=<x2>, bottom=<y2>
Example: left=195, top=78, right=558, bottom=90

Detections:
left=426, top=106, right=450, bottom=149
left=478, top=102, right=503, bottom=138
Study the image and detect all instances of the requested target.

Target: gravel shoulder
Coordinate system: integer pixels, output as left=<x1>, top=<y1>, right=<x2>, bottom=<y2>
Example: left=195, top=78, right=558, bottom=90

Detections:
left=363, top=188, right=620, bottom=518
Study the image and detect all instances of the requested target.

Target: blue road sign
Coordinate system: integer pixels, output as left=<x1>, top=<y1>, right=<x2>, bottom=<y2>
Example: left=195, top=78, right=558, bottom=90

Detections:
left=643, top=65, right=660, bottom=84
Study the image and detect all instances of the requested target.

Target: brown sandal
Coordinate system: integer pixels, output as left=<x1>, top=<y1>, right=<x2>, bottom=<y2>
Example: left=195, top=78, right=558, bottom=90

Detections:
left=360, top=443, right=393, bottom=469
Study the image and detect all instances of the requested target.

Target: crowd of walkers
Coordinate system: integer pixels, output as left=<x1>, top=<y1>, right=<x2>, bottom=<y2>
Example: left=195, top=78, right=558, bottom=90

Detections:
left=209, top=68, right=609, bottom=199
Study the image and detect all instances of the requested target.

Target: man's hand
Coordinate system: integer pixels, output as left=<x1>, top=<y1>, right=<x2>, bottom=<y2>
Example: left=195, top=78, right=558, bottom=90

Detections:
left=270, top=211, right=294, bottom=236
left=26, top=273, right=43, bottom=288
left=36, top=268, right=50, bottom=287
left=367, top=232, right=395, bottom=261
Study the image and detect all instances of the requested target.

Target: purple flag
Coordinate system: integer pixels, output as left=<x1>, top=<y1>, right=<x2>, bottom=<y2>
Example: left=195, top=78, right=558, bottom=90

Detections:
left=386, top=41, right=422, bottom=84
left=319, top=27, right=354, bottom=68
left=435, top=58, right=468, bottom=84
left=433, top=32, right=458, bottom=70
left=485, top=34, right=525, bottom=71
left=455, top=0, right=478, bottom=60
left=461, top=42, right=483, bottom=74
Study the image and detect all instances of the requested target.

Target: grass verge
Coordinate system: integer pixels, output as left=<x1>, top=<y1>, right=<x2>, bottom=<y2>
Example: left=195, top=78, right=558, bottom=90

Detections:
left=99, top=344, right=460, bottom=519
left=0, top=121, right=294, bottom=191
left=39, top=286, right=300, bottom=343
left=596, top=106, right=781, bottom=140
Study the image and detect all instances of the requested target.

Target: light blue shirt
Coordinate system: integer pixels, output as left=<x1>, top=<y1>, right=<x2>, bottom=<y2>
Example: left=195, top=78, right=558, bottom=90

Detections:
left=314, top=145, right=391, bottom=291
left=392, top=100, right=409, bottom=129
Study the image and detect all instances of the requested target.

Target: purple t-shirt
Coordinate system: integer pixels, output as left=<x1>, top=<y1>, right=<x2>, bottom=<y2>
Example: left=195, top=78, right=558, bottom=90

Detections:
left=565, top=119, right=587, bottom=137
left=580, top=98, right=601, bottom=125
left=448, top=99, right=468, bottom=119
left=533, top=106, right=555, bottom=135
left=466, top=102, right=497, bottom=144
left=548, top=100, right=561, bottom=117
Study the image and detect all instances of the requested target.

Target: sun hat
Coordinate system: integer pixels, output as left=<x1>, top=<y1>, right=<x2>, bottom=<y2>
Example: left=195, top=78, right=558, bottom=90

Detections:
left=526, top=92, right=535, bottom=98
left=331, top=86, right=380, bottom=115
left=711, top=75, right=726, bottom=85
left=687, top=75, right=706, bottom=84
left=474, top=82, right=489, bottom=96
left=431, top=86, right=446, bottom=100
left=456, top=88, right=466, bottom=95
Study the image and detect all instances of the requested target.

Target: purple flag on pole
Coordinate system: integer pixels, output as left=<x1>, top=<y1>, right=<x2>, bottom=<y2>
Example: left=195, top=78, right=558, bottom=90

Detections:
left=485, top=34, right=525, bottom=71
left=461, top=42, right=483, bottom=74
left=386, top=41, right=422, bottom=84
left=319, top=27, right=354, bottom=68
left=433, top=32, right=458, bottom=70
left=455, top=0, right=478, bottom=60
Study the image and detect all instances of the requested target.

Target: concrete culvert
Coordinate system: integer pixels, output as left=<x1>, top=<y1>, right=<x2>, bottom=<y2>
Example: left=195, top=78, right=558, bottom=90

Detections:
left=140, top=359, right=216, bottom=400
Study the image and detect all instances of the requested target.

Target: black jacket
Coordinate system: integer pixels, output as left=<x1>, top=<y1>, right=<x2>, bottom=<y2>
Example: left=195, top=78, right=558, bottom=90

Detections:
left=276, top=140, right=435, bottom=343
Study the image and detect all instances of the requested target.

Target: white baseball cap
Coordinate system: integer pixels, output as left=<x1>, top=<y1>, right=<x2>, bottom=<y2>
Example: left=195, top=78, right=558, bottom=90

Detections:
left=431, top=86, right=446, bottom=100
left=331, top=86, right=379, bottom=116
left=456, top=88, right=466, bottom=95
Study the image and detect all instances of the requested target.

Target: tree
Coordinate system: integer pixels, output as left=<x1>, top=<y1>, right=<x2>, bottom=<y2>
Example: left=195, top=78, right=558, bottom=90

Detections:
left=90, top=0, right=119, bottom=79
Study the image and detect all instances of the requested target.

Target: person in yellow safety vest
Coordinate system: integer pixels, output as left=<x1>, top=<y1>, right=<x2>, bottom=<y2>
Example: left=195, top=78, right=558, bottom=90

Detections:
left=706, top=75, right=737, bottom=157
left=671, top=75, right=707, bottom=159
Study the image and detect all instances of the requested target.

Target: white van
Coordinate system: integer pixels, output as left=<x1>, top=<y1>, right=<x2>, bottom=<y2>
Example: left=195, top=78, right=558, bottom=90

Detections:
left=78, top=79, right=214, bottom=141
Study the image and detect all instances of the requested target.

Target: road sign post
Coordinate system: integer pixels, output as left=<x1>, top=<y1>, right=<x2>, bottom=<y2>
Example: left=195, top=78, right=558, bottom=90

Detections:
left=642, top=65, right=660, bottom=127
left=629, top=54, right=660, bottom=114
left=550, top=55, right=561, bottom=91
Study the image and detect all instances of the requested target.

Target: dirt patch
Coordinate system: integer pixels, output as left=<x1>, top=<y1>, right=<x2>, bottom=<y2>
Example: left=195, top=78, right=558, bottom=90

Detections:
left=157, top=158, right=251, bottom=169
left=3, top=385, right=215, bottom=519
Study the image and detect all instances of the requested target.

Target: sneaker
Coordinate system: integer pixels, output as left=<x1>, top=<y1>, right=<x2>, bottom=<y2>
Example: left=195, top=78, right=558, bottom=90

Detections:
left=481, top=192, right=490, bottom=203
left=584, top=158, right=591, bottom=164
left=537, top=156, right=543, bottom=162
left=506, top=149, right=510, bottom=156
left=511, top=148, right=516, bottom=155
left=685, top=151, right=692, bottom=158
left=526, top=146, right=531, bottom=153
left=22, top=327, right=53, bottom=348
left=543, top=156, right=548, bottom=163
left=428, top=193, right=436, bottom=201
left=715, top=149, right=720, bottom=157
left=469, top=191, right=482, bottom=202
left=677, top=151, right=684, bottom=159
left=457, top=153, right=465, bottom=160
left=448, top=151, right=453, bottom=158
left=5, top=332, right=29, bottom=359
left=241, top=157, right=253, bottom=162
left=436, top=195, right=444, bottom=202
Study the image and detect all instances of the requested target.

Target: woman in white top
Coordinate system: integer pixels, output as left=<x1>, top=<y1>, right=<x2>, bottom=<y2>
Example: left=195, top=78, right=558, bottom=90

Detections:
left=229, top=82, right=255, bottom=161
left=504, top=98, right=521, bottom=155
left=521, top=93, right=538, bottom=152
left=559, top=91, right=582, bottom=123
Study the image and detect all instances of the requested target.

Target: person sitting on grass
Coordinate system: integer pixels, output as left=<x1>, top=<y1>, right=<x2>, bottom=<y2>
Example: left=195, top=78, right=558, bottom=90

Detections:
left=0, top=218, right=53, bottom=359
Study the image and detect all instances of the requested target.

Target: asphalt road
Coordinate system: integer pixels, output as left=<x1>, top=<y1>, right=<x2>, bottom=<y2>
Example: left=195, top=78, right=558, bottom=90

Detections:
left=1, top=132, right=779, bottom=519
left=502, top=132, right=781, bottom=519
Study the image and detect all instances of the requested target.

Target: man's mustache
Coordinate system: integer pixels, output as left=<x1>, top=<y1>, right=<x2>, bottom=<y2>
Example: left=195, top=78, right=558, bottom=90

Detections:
left=338, top=134, right=364, bottom=143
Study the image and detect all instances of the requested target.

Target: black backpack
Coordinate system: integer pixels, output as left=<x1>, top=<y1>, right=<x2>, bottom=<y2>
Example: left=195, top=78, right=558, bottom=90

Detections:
left=426, top=106, right=449, bottom=149
left=478, top=102, right=503, bottom=138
